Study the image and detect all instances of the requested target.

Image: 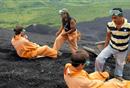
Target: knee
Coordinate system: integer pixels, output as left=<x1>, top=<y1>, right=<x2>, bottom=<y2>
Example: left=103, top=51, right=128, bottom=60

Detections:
left=95, top=58, right=100, bottom=64
left=43, top=45, right=49, bottom=50
left=96, top=56, right=105, bottom=64
left=116, top=62, right=125, bottom=67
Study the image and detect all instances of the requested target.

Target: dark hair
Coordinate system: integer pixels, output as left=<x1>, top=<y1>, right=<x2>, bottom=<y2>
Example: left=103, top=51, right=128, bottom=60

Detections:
left=71, top=50, right=89, bottom=67
left=14, top=26, right=24, bottom=35
left=112, top=8, right=123, bottom=16
left=62, top=12, right=71, bottom=24
left=112, top=8, right=123, bottom=12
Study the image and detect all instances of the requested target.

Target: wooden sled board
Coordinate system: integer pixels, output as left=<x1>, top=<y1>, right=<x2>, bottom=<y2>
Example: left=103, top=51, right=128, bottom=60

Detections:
left=83, top=46, right=98, bottom=56
left=95, top=41, right=105, bottom=45
left=95, top=41, right=105, bottom=53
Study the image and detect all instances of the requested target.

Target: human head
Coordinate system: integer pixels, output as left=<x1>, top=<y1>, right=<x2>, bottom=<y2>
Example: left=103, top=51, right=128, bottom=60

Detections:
left=109, top=8, right=124, bottom=25
left=59, top=8, right=70, bottom=19
left=71, top=50, right=89, bottom=69
left=13, top=25, right=25, bottom=35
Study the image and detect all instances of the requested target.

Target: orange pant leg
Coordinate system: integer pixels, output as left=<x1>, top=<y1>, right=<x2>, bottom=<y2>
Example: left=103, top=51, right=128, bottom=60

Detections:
left=89, top=71, right=109, bottom=81
left=68, top=31, right=78, bottom=54
left=123, top=80, right=130, bottom=88
left=53, top=31, right=67, bottom=51
left=37, top=45, right=57, bottom=59
left=100, top=78, right=129, bottom=88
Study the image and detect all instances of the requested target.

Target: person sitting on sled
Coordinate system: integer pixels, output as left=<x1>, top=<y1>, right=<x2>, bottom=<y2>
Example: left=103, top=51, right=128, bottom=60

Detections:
left=53, top=8, right=80, bottom=54
left=11, top=25, right=57, bottom=59
left=64, top=50, right=130, bottom=88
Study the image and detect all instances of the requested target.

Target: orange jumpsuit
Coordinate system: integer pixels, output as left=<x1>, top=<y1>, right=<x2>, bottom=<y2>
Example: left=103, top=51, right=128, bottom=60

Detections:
left=53, top=30, right=79, bottom=54
left=11, top=35, right=57, bottom=59
left=100, top=78, right=130, bottom=88
left=64, top=63, right=130, bottom=88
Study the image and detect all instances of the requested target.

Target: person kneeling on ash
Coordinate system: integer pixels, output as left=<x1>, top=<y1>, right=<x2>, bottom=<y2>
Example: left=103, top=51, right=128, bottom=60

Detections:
left=11, top=25, right=57, bottom=59
left=64, top=50, right=130, bottom=88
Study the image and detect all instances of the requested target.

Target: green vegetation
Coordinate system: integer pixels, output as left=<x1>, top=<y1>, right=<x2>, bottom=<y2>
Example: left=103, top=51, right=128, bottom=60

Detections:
left=0, top=0, right=130, bottom=28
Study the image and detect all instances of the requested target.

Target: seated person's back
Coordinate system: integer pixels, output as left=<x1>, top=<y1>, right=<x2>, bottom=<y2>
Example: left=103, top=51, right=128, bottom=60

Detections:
left=64, top=50, right=130, bottom=88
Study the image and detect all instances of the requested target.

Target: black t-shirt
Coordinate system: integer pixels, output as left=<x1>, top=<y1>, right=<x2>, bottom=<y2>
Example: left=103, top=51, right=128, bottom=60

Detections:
left=62, top=17, right=75, bottom=32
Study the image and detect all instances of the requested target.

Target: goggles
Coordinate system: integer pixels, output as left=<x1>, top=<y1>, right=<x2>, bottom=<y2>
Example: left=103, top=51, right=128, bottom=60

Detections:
left=22, top=29, right=26, bottom=33
left=109, top=9, right=123, bottom=16
left=71, top=59, right=90, bottom=66
left=85, top=60, right=90, bottom=66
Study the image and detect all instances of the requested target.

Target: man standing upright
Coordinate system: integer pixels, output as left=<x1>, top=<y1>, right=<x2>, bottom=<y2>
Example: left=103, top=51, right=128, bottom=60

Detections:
left=95, top=8, right=130, bottom=80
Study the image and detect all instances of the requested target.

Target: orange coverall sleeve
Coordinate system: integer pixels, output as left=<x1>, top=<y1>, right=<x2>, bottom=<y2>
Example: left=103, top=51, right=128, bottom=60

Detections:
left=74, top=77, right=104, bottom=88
left=64, top=74, right=104, bottom=88
left=64, top=64, right=104, bottom=88
left=100, top=78, right=130, bottom=88
left=23, top=39, right=40, bottom=51
left=89, top=71, right=109, bottom=81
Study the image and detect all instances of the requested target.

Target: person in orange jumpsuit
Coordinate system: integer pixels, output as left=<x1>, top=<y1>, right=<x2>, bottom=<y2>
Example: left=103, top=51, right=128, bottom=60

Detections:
left=53, top=8, right=80, bottom=54
left=64, top=50, right=130, bottom=88
left=11, top=26, right=57, bottom=59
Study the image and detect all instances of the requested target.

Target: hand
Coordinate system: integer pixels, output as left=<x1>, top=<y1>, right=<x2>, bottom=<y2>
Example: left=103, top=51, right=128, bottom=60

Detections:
left=21, top=33, right=28, bottom=39
left=56, top=32, right=60, bottom=37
